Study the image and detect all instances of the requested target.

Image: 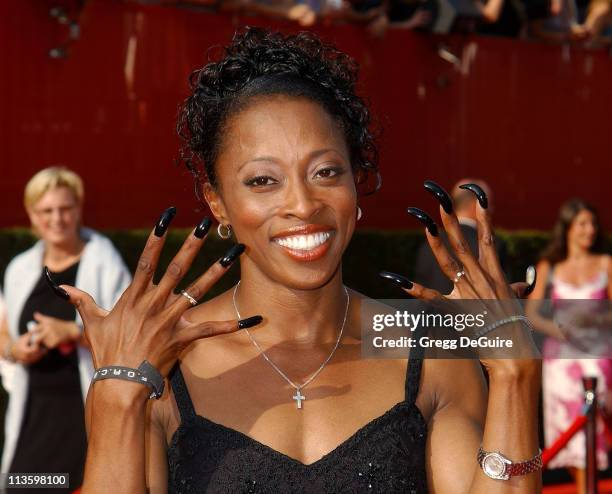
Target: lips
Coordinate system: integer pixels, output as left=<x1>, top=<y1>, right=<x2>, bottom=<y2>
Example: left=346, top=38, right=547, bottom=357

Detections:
left=271, top=225, right=335, bottom=262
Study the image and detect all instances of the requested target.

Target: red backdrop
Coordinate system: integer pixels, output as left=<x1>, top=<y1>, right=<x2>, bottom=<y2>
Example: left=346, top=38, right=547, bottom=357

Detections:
left=0, top=0, right=608, bottom=230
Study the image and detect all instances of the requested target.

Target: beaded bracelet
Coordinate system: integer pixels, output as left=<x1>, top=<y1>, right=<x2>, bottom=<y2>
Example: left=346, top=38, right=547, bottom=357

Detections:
left=92, top=360, right=165, bottom=399
left=473, top=315, right=534, bottom=339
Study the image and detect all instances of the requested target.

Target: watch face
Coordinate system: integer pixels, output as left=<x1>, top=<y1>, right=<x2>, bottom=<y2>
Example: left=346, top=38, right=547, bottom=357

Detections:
left=483, top=453, right=507, bottom=479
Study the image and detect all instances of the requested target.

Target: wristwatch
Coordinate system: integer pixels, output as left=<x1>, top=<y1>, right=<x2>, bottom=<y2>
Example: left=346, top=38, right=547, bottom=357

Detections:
left=477, top=446, right=542, bottom=480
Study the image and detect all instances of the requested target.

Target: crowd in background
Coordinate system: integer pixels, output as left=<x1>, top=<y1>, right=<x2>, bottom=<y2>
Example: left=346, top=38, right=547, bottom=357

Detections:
left=0, top=168, right=609, bottom=492
left=169, top=0, right=612, bottom=44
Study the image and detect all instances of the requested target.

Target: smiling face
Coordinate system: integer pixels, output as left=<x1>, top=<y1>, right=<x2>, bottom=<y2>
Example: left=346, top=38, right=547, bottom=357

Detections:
left=567, top=208, right=598, bottom=252
left=27, top=186, right=82, bottom=247
left=205, top=96, right=358, bottom=290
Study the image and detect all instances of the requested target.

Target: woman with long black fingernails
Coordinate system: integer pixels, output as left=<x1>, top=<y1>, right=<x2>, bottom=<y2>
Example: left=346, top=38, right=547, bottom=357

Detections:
left=414, top=179, right=511, bottom=294
left=0, top=167, right=131, bottom=491
left=78, top=29, right=542, bottom=494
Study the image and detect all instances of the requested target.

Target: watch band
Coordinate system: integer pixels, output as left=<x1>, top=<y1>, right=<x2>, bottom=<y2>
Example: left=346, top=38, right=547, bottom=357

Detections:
left=506, top=450, right=543, bottom=477
left=137, top=360, right=165, bottom=399
left=92, top=360, right=165, bottom=400
left=478, top=446, right=542, bottom=480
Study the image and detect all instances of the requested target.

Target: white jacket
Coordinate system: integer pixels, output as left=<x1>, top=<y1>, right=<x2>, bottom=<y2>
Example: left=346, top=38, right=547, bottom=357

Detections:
left=1, top=228, right=131, bottom=473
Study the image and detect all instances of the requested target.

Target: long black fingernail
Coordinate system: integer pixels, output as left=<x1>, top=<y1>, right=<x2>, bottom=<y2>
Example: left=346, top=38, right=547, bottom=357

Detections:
left=220, top=243, right=246, bottom=267
left=44, top=267, right=70, bottom=300
left=406, top=207, right=438, bottom=236
left=424, top=180, right=453, bottom=214
left=524, top=265, right=537, bottom=296
left=154, top=207, right=177, bottom=237
left=194, top=217, right=212, bottom=239
left=238, top=315, right=263, bottom=329
left=379, top=271, right=413, bottom=289
left=459, top=183, right=488, bottom=209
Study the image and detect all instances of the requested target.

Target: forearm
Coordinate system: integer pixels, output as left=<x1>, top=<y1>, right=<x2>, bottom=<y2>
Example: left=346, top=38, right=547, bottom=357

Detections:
left=82, top=380, right=150, bottom=494
left=468, top=365, right=542, bottom=493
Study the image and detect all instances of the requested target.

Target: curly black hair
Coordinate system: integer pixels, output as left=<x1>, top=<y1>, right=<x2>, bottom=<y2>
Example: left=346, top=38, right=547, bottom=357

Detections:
left=176, top=27, right=379, bottom=197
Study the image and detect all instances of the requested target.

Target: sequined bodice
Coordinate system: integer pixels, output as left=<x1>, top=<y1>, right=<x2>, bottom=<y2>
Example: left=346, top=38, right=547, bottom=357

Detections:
left=167, top=358, right=428, bottom=493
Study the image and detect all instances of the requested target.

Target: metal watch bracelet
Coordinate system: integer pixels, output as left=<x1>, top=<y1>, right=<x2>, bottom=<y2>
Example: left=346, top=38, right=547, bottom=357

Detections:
left=92, top=360, right=165, bottom=400
left=478, top=446, right=543, bottom=480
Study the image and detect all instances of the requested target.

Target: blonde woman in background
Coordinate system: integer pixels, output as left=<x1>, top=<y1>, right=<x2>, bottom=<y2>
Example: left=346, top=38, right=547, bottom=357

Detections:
left=0, top=167, right=131, bottom=492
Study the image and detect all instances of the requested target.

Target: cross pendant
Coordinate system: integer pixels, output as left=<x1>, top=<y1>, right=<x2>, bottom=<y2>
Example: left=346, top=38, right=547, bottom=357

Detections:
left=292, top=389, right=305, bottom=409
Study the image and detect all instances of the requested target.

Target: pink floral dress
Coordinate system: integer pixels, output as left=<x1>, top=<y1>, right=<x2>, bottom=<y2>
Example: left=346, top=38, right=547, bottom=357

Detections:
left=543, top=267, right=611, bottom=470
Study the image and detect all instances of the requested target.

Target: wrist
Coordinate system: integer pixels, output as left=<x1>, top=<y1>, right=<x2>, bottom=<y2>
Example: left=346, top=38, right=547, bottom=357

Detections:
left=487, top=359, right=542, bottom=383
left=92, top=379, right=151, bottom=410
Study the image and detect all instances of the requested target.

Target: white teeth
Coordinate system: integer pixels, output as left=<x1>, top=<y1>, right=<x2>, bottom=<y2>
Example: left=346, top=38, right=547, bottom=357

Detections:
left=274, top=232, right=332, bottom=251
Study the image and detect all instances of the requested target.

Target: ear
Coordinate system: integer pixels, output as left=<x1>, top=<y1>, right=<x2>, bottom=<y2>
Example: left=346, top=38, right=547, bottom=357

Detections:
left=202, top=182, right=230, bottom=225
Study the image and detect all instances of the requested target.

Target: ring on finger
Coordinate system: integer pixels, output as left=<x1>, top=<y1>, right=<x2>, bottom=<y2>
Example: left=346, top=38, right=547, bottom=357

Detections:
left=453, top=270, right=466, bottom=283
left=180, top=290, right=198, bottom=307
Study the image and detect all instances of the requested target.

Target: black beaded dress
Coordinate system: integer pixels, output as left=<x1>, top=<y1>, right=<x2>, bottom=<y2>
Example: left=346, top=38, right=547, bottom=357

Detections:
left=8, top=263, right=87, bottom=493
left=167, top=355, right=428, bottom=493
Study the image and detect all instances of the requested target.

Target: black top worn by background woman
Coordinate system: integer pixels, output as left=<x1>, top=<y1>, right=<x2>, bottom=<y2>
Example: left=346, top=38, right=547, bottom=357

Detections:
left=168, top=355, right=428, bottom=493
left=9, top=263, right=87, bottom=493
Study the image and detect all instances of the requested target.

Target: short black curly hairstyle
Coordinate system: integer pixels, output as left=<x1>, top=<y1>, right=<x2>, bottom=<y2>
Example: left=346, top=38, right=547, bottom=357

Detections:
left=176, top=27, right=379, bottom=197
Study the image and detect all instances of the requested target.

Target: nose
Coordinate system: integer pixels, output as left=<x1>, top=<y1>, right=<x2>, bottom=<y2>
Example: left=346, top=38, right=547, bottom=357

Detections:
left=50, top=208, right=63, bottom=224
left=280, top=179, right=323, bottom=220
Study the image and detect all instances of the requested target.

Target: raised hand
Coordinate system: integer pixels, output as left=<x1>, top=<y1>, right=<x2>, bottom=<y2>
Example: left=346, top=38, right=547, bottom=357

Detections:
left=44, top=207, right=262, bottom=384
left=380, top=180, right=539, bottom=368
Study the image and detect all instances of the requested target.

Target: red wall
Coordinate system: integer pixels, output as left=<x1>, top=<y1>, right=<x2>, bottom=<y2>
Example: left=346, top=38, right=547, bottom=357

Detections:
left=0, top=0, right=609, bottom=231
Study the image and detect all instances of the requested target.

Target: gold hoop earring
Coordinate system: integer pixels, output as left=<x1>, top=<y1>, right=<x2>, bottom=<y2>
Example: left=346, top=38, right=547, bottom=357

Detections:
left=217, top=223, right=232, bottom=240
left=356, top=206, right=362, bottom=221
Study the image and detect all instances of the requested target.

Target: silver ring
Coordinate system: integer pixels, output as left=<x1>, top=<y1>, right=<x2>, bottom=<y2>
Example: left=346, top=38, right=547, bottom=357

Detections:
left=180, top=290, right=198, bottom=306
left=453, top=270, right=466, bottom=283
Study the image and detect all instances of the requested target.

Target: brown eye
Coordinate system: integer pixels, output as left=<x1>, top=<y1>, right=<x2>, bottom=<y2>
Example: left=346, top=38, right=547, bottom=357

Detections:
left=315, top=167, right=342, bottom=179
left=244, top=175, right=278, bottom=187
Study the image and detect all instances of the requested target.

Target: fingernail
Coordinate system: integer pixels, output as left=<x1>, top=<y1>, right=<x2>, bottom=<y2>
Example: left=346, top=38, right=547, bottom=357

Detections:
left=459, top=183, right=488, bottom=209
left=406, top=207, right=438, bottom=236
left=194, top=217, right=212, bottom=239
left=43, top=267, right=70, bottom=300
left=525, top=265, right=537, bottom=296
left=154, top=207, right=177, bottom=237
left=219, top=243, right=246, bottom=267
left=238, top=315, right=263, bottom=329
left=424, top=180, right=453, bottom=214
left=379, top=271, right=413, bottom=289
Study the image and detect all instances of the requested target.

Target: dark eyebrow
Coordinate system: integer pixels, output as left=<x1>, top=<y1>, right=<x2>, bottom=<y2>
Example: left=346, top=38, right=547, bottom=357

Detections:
left=238, top=148, right=342, bottom=172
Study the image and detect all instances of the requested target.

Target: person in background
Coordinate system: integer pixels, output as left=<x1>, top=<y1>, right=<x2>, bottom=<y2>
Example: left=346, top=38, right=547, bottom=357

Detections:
left=0, top=167, right=131, bottom=492
left=526, top=198, right=611, bottom=494
left=578, top=0, right=612, bottom=44
left=414, top=178, right=508, bottom=294
left=0, top=290, right=13, bottom=396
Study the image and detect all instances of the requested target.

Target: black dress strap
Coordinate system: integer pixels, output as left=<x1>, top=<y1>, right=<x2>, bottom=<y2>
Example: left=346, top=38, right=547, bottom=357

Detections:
left=169, top=364, right=197, bottom=424
left=405, top=343, right=425, bottom=405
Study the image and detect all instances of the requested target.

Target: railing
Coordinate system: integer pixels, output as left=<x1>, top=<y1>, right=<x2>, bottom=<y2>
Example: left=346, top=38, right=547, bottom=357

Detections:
left=542, top=377, right=610, bottom=494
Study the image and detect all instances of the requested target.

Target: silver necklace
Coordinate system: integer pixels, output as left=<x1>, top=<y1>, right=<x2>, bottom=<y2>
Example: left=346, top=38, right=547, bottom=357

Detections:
left=232, top=281, right=349, bottom=410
